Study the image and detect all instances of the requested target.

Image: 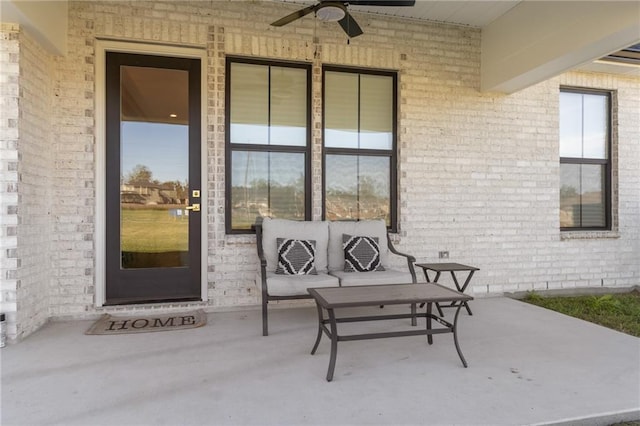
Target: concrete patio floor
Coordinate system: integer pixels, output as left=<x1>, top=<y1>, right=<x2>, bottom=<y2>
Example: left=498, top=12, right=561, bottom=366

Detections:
left=1, top=296, right=639, bottom=426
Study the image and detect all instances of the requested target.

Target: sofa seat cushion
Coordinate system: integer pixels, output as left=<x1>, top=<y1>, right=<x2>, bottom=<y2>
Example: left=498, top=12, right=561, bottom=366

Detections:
left=260, top=272, right=340, bottom=297
left=329, top=269, right=414, bottom=287
left=261, top=217, right=329, bottom=273
left=328, top=220, right=389, bottom=272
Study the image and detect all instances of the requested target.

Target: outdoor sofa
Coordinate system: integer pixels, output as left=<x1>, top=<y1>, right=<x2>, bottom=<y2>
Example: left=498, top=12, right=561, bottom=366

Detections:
left=254, top=216, right=417, bottom=336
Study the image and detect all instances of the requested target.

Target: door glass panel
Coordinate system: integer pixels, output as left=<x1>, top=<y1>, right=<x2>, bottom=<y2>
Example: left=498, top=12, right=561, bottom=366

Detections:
left=120, top=66, right=190, bottom=269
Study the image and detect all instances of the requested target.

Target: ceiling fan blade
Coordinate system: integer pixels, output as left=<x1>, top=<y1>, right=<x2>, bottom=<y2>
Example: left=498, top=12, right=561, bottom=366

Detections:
left=338, top=12, right=364, bottom=38
left=271, top=4, right=318, bottom=27
left=339, top=0, right=416, bottom=6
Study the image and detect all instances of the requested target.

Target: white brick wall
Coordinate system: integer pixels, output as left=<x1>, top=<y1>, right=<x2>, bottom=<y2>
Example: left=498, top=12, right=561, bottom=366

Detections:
left=0, top=24, right=55, bottom=341
left=2, top=1, right=638, bottom=340
left=49, top=4, right=96, bottom=318
left=0, top=23, right=21, bottom=340
left=15, top=27, right=54, bottom=340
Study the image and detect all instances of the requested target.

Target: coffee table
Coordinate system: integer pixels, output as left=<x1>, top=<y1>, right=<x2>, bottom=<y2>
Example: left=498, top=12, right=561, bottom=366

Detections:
left=307, top=283, right=473, bottom=381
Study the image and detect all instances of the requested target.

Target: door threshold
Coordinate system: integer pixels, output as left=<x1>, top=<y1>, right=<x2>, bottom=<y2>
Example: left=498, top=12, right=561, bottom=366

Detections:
left=103, top=296, right=203, bottom=307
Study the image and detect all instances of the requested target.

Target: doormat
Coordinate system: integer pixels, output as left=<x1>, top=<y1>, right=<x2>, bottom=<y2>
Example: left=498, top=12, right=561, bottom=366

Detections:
left=85, top=310, right=207, bottom=335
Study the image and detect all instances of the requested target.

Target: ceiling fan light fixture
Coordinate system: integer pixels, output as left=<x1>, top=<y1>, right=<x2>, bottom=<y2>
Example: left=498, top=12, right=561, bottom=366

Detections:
left=316, top=3, right=346, bottom=22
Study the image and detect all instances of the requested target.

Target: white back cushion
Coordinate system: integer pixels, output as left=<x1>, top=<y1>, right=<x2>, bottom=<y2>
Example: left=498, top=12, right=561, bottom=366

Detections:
left=260, top=217, right=329, bottom=273
left=327, top=220, right=389, bottom=272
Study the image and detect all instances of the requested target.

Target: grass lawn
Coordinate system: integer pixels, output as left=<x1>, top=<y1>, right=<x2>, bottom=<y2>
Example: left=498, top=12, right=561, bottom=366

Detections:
left=522, top=290, right=640, bottom=337
left=121, top=208, right=188, bottom=252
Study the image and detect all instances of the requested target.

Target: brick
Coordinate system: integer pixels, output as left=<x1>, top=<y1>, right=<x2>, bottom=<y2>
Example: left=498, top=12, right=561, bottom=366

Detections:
left=1, top=0, right=638, bottom=342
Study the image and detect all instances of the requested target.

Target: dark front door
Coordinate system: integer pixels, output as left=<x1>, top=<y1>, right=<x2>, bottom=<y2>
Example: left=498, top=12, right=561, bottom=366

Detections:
left=105, top=52, right=201, bottom=305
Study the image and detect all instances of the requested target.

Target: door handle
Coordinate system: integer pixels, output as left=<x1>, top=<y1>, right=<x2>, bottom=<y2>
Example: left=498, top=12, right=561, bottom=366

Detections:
left=185, top=203, right=200, bottom=212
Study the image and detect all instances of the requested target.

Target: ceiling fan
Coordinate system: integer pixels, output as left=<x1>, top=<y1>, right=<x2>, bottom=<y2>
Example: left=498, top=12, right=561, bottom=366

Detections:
left=270, top=0, right=416, bottom=38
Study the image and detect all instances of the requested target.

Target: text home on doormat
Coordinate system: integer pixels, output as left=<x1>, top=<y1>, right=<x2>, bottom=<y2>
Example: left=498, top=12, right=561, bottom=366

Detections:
left=86, top=310, right=207, bottom=335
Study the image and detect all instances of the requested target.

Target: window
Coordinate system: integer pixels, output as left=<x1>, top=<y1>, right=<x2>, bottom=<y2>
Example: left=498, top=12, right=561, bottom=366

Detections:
left=225, top=58, right=311, bottom=232
left=323, top=66, right=397, bottom=231
left=559, top=88, right=611, bottom=230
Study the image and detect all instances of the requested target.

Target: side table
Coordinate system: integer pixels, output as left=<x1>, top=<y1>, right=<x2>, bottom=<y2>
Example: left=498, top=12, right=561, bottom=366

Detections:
left=414, top=263, right=479, bottom=316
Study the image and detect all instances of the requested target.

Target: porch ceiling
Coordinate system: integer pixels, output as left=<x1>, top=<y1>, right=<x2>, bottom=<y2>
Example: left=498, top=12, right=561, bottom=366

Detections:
left=276, top=0, right=523, bottom=27
left=275, top=0, right=640, bottom=92
left=2, top=0, right=639, bottom=93
left=0, top=0, right=67, bottom=55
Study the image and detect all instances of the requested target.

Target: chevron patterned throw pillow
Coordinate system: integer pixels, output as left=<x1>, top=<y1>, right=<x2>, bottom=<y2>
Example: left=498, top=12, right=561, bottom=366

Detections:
left=343, top=234, right=386, bottom=272
left=275, top=238, right=318, bottom=275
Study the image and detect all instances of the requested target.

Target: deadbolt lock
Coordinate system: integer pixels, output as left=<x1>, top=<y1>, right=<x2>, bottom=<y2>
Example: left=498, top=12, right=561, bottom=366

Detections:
left=192, top=190, right=200, bottom=198
left=185, top=203, right=200, bottom=212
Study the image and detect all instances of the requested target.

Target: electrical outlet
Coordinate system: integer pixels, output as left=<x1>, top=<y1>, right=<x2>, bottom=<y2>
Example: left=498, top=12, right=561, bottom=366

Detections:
left=439, top=251, right=449, bottom=259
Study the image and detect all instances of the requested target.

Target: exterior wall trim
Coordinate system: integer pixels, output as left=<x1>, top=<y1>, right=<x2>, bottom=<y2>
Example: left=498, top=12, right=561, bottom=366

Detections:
left=94, top=39, right=208, bottom=306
